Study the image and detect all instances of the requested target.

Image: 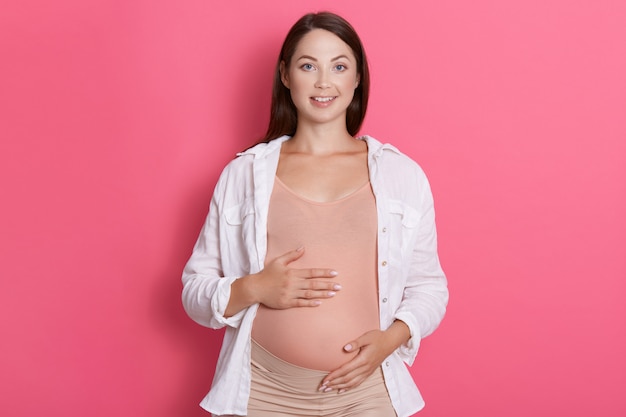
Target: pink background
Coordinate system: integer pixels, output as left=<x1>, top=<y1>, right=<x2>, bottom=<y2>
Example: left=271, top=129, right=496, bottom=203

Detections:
left=1, top=1, right=625, bottom=416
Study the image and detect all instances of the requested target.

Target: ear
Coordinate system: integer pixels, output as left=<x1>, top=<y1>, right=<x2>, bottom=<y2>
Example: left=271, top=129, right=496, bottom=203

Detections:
left=280, top=61, right=289, bottom=89
left=355, top=73, right=360, bottom=89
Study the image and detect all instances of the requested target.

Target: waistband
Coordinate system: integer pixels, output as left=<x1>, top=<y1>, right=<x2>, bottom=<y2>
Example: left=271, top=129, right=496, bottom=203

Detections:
left=251, top=338, right=328, bottom=378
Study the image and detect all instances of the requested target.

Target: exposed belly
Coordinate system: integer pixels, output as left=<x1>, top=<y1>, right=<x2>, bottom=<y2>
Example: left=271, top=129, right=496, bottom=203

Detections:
left=252, top=276, right=380, bottom=371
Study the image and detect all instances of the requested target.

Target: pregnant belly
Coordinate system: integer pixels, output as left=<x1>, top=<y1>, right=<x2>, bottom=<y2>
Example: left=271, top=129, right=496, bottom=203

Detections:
left=251, top=292, right=380, bottom=371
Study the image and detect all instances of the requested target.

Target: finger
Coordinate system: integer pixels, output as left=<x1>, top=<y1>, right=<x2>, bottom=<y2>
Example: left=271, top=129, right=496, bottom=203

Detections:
left=342, top=340, right=358, bottom=353
left=292, top=298, right=323, bottom=308
left=331, top=364, right=374, bottom=388
left=279, top=246, right=305, bottom=265
left=320, top=367, right=366, bottom=392
left=301, top=279, right=342, bottom=292
left=336, top=373, right=368, bottom=392
left=298, top=288, right=338, bottom=300
left=343, top=330, right=378, bottom=352
left=297, top=268, right=338, bottom=279
left=320, top=361, right=361, bottom=388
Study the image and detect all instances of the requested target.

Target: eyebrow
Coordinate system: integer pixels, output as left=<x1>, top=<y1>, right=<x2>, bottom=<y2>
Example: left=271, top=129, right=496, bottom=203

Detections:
left=296, top=54, right=352, bottom=62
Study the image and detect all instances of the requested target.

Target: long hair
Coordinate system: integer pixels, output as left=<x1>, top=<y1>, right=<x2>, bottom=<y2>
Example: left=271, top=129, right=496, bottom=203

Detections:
left=259, top=12, right=370, bottom=143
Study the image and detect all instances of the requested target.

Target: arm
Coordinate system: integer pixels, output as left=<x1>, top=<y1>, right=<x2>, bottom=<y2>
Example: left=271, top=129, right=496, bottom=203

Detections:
left=181, top=189, right=239, bottom=329
left=393, top=179, right=449, bottom=366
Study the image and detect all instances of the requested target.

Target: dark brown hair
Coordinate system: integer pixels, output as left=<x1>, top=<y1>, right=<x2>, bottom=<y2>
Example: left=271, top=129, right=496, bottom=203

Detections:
left=259, top=12, right=370, bottom=143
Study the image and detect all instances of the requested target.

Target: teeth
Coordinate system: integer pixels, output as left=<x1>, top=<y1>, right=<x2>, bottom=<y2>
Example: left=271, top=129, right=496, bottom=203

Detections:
left=313, top=97, right=334, bottom=102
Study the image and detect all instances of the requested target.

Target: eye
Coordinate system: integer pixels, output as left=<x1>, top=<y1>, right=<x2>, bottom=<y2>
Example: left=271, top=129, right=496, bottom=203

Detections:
left=301, top=63, right=315, bottom=71
left=334, top=64, right=347, bottom=71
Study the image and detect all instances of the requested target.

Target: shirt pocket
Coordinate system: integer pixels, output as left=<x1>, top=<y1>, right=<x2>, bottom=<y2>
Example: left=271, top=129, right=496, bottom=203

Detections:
left=388, top=200, right=420, bottom=257
left=221, top=199, right=256, bottom=274
left=224, top=199, right=255, bottom=225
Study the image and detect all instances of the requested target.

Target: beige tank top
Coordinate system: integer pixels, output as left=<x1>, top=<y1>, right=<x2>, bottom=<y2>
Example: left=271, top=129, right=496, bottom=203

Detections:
left=251, top=176, right=380, bottom=371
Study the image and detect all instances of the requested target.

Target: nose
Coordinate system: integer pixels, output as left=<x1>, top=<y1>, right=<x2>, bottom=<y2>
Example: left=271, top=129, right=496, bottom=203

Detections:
left=314, top=71, right=330, bottom=89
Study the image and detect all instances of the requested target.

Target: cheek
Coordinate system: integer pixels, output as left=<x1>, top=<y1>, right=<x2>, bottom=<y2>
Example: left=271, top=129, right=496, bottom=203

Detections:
left=290, top=77, right=314, bottom=101
left=341, top=74, right=359, bottom=91
left=341, top=78, right=359, bottom=95
left=289, top=82, right=306, bottom=100
left=289, top=89, right=302, bottom=105
left=286, top=74, right=304, bottom=91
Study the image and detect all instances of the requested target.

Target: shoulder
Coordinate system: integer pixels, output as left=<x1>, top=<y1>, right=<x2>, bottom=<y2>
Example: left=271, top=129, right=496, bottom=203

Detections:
left=211, top=136, right=287, bottom=202
left=361, top=135, right=428, bottom=180
left=219, top=136, right=288, bottom=177
left=362, top=135, right=435, bottom=208
left=236, top=136, right=289, bottom=160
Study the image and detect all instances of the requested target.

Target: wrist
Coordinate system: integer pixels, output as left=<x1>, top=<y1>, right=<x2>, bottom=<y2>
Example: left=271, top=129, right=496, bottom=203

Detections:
left=225, top=274, right=258, bottom=318
left=384, top=320, right=411, bottom=352
left=237, top=273, right=259, bottom=305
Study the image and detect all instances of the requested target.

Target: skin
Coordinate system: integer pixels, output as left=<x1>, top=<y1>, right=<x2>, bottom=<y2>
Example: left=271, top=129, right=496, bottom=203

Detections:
left=225, top=28, right=411, bottom=394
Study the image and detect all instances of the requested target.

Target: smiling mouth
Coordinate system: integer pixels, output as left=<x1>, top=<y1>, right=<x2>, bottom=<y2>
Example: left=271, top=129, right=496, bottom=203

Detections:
left=312, top=96, right=336, bottom=103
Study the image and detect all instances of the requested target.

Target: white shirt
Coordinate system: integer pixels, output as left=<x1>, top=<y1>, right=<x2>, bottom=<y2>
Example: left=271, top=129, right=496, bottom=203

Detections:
left=182, top=135, right=448, bottom=417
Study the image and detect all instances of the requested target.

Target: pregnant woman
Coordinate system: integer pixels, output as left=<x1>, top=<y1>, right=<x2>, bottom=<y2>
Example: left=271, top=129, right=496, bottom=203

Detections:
left=182, top=11, right=448, bottom=417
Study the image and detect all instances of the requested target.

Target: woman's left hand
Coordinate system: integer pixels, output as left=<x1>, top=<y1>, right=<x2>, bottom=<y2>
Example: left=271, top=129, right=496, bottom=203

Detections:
left=318, top=329, right=392, bottom=393
left=319, top=321, right=411, bottom=393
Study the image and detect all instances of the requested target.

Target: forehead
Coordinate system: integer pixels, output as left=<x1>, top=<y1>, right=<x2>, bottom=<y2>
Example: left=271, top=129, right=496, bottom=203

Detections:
left=293, top=29, right=356, bottom=60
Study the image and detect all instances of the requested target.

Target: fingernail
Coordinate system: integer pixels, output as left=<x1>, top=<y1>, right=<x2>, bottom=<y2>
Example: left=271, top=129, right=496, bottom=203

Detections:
left=333, top=284, right=342, bottom=290
left=313, top=300, right=321, bottom=306
left=328, top=291, right=336, bottom=297
left=330, top=270, right=338, bottom=276
left=344, top=344, right=352, bottom=351
left=318, top=385, right=327, bottom=392
left=296, top=246, right=304, bottom=252
left=324, top=387, right=333, bottom=393
left=338, top=389, right=346, bottom=394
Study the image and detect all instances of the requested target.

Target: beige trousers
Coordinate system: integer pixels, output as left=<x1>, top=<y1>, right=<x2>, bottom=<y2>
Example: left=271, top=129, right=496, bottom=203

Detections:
left=225, top=339, right=397, bottom=417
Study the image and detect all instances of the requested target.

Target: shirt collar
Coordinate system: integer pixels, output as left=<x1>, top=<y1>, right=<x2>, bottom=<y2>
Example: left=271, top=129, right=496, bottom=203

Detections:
left=236, top=135, right=290, bottom=159
left=358, top=135, right=401, bottom=159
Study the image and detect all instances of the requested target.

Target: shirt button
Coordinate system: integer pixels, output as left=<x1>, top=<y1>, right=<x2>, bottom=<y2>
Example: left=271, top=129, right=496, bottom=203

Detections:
left=381, top=261, right=387, bottom=266
left=382, top=298, right=388, bottom=303
left=382, top=227, right=387, bottom=233
left=385, top=361, right=390, bottom=367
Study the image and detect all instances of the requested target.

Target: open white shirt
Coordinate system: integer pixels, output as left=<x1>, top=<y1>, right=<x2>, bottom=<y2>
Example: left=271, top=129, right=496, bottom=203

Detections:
left=182, top=135, right=448, bottom=417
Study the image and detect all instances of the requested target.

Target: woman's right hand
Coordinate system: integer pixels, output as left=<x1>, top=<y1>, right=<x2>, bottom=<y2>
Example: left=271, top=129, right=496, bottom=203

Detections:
left=225, top=247, right=340, bottom=317
left=254, top=247, right=341, bottom=309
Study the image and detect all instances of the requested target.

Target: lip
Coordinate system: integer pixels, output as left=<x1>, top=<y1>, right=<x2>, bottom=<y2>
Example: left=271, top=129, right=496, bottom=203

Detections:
left=310, top=96, right=337, bottom=107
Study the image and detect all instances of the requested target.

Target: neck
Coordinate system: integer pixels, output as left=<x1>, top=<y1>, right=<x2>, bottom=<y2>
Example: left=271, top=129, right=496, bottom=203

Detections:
left=289, top=122, right=357, bottom=155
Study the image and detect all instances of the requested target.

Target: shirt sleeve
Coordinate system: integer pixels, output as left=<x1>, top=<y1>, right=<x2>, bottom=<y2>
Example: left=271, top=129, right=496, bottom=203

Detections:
left=181, top=173, right=247, bottom=330
left=393, top=172, right=449, bottom=366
